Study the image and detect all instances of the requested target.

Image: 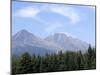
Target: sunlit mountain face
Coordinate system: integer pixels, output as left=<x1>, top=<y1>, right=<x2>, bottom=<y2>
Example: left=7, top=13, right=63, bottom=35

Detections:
left=12, top=29, right=89, bottom=56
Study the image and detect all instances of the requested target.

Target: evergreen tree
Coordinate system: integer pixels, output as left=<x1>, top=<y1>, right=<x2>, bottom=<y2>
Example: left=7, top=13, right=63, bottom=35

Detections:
left=87, top=45, right=93, bottom=68
left=12, top=46, right=96, bottom=74
left=18, top=52, right=33, bottom=74
left=77, top=51, right=84, bottom=70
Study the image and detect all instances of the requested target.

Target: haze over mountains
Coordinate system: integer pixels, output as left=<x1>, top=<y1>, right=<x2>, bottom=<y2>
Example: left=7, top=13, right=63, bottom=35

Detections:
left=12, top=29, right=89, bottom=56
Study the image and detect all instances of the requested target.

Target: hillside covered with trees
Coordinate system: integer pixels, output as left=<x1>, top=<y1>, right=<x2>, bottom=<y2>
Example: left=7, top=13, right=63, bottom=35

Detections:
left=12, top=45, right=96, bottom=75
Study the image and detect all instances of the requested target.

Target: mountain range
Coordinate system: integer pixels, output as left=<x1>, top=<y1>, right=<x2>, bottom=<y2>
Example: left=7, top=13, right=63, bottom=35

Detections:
left=12, top=29, right=89, bottom=56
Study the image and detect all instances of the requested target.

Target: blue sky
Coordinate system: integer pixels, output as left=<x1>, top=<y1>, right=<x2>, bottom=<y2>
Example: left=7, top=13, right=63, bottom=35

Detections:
left=12, top=1, right=96, bottom=45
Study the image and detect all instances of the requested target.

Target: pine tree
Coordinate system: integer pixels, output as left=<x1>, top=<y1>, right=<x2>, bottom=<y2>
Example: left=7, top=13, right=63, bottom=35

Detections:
left=77, top=51, right=85, bottom=70
left=18, top=52, right=33, bottom=74
left=87, top=45, right=93, bottom=69
left=12, top=46, right=96, bottom=74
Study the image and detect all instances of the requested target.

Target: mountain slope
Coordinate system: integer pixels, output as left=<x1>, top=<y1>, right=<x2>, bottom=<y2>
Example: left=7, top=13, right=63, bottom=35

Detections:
left=12, top=30, right=62, bottom=56
left=45, top=32, right=89, bottom=52
left=12, top=30, right=89, bottom=56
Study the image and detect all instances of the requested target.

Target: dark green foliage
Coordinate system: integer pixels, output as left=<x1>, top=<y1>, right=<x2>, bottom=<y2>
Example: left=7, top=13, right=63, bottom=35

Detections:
left=12, top=52, right=33, bottom=74
left=87, top=45, right=96, bottom=69
left=19, top=52, right=33, bottom=74
left=12, top=46, right=96, bottom=74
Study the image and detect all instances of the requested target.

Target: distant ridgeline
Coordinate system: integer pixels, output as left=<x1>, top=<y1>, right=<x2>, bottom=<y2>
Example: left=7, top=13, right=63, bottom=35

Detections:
left=12, top=30, right=91, bottom=56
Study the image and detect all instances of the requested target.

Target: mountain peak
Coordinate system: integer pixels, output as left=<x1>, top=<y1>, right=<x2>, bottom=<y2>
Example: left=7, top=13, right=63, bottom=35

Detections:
left=12, top=30, right=89, bottom=56
left=19, top=29, right=30, bottom=34
left=52, top=32, right=78, bottom=39
left=54, top=32, right=67, bottom=36
left=45, top=32, right=74, bottom=42
left=20, top=29, right=28, bottom=32
left=14, top=29, right=33, bottom=36
left=12, top=29, right=42, bottom=48
left=13, top=29, right=34, bottom=41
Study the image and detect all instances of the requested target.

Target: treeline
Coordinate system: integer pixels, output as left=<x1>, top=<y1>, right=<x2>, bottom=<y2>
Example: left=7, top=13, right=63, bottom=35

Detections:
left=12, top=45, right=96, bottom=75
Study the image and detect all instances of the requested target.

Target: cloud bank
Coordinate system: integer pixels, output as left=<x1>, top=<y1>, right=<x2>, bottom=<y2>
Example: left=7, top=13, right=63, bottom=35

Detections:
left=13, top=3, right=80, bottom=33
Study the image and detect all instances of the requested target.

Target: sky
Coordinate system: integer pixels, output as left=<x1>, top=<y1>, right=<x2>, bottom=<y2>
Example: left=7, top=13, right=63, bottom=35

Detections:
left=12, top=1, right=96, bottom=45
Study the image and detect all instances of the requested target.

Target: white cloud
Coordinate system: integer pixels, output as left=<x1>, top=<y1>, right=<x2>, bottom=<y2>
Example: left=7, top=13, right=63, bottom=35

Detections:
left=14, top=4, right=80, bottom=24
left=48, top=5, right=80, bottom=24
left=14, top=4, right=80, bottom=33
left=14, top=6, right=40, bottom=18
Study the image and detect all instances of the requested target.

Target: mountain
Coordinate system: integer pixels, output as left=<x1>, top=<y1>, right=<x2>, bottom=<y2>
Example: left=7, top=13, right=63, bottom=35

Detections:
left=12, top=30, right=89, bottom=56
left=45, top=32, right=89, bottom=52
left=12, top=30, right=62, bottom=56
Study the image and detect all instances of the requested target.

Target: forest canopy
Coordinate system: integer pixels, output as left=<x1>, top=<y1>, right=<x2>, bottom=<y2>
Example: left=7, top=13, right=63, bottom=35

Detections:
left=12, top=45, right=96, bottom=75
